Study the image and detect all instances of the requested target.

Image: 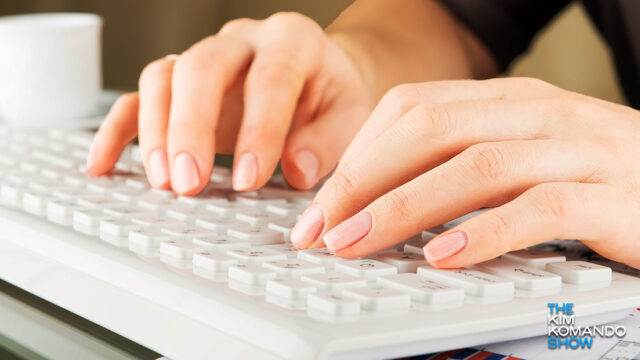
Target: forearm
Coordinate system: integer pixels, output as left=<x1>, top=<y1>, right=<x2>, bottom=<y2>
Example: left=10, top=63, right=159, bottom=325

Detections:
left=327, top=0, right=499, bottom=99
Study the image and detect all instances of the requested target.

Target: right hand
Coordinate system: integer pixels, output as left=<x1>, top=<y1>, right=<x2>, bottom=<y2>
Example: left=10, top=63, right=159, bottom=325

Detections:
left=86, top=12, right=374, bottom=195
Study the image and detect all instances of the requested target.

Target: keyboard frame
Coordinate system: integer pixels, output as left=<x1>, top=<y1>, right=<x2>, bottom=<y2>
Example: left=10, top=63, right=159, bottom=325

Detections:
left=1, top=207, right=639, bottom=360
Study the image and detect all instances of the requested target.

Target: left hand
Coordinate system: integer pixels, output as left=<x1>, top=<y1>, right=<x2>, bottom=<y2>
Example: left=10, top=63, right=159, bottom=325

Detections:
left=291, top=77, right=640, bottom=269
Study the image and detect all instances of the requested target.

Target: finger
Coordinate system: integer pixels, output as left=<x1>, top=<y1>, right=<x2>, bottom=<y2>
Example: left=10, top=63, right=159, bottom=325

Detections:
left=340, top=77, right=561, bottom=165
left=292, top=97, right=561, bottom=249
left=138, top=55, right=177, bottom=189
left=232, top=13, right=324, bottom=191
left=167, top=36, right=253, bottom=195
left=320, top=139, right=604, bottom=256
left=281, top=93, right=371, bottom=189
left=424, top=182, right=640, bottom=269
left=86, top=93, right=139, bottom=176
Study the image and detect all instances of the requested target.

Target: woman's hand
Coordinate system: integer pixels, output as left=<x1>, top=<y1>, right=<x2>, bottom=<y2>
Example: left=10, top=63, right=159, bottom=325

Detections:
left=86, top=13, right=373, bottom=195
left=291, top=77, right=640, bottom=269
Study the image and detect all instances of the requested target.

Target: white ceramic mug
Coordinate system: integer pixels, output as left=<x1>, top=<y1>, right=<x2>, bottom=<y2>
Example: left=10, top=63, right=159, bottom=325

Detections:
left=0, top=13, right=103, bottom=126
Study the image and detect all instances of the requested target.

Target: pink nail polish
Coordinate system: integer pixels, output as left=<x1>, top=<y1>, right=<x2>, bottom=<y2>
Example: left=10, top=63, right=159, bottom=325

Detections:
left=423, top=231, right=468, bottom=261
left=290, top=205, right=324, bottom=248
left=323, top=212, right=372, bottom=251
left=172, top=152, right=200, bottom=194
left=147, top=149, right=170, bottom=187
left=233, top=152, right=258, bottom=191
left=294, top=149, right=319, bottom=186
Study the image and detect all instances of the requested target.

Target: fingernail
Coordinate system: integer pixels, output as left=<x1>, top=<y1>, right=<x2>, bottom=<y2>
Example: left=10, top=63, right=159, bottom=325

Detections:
left=323, top=212, right=372, bottom=251
left=291, top=204, right=325, bottom=248
left=172, top=152, right=200, bottom=194
left=233, top=152, right=258, bottom=191
left=294, top=149, right=319, bottom=185
left=423, top=230, right=468, bottom=261
left=147, top=149, right=170, bottom=187
left=86, top=143, right=99, bottom=170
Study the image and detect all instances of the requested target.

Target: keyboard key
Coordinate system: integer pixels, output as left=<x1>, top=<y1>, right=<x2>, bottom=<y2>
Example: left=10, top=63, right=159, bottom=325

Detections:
left=298, top=248, right=344, bottom=269
left=307, top=293, right=360, bottom=317
left=193, top=251, right=238, bottom=273
left=377, top=252, right=429, bottom=273
left=160, top=240, right=203, bottom=260
left=73, top=209, right=114, bottom=235
left=262, top=259, right=325, bottom=279
left=501, top=249, right=567, bottom=269
left=165, top=205, right=212, bottom=223
left=47, top=199, right=84, bottom=226
left=100, top=218, right=142, bottom=246
left=545, top=261, right=611, bottom=285
left=205, top=202, right=253, bottom=216
left=335, top=259, right=398, bottom=281
left=23, top=190, right=55, bottom=216
left=267, top=218, right=297, bottom=242
left=301, top=272, right=366, bottom=292
left=103, top=206, right=150, bottom=219
left=160, top=225, right=218, bottom=240
left=421, top=230, right=439, bottom=242
left=260, top=243, right=299, bottom=258
left=236, top=209, right=286, bottom=226
left=235, top=194, right=287, bottom=207
left=195, top=215, right=246, bottom=233
left=402, top=237, right=428, bottom=255
left=343, top=285, right=410, bottom=312
left=227, top=225, right=284, bottom=245
left=377, top=274, right=464, bottom=305
left=265, top=203, right=305, bottom=217
left=266, top=278, right=317, bottom=304
left=136, top=194, right=174, bottom=211
left=417, top=266, right=514, bottom=301
left=77, top=196, right=123, bottom=209
left=474, top=258, right=561, bottom=292
left=128, top=228, right=171, bottom=249
left=228, top=264, right=277, bottom=286
left=177, top=194, right=228, bottom=207
left=192, top=236, right=251, bottom=252
left=227, top=247, right=288, bottom=264
left=131, top=216, right=183, bottom=228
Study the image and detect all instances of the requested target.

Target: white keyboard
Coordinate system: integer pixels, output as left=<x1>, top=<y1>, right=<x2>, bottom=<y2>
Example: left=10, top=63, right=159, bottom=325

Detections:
left=0, top=127, right=639, bottom=360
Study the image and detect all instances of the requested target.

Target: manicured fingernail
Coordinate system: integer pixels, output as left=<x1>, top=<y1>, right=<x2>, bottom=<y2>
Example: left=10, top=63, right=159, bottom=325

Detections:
left=294, top=149, right=319, bottom=185
left=147, top=149, right=170, bottom=187
left=172, top=152, right=200, bottom=194
left=323, top=212, right=372, bottom=251
left=233, top=152, right=258, bottom=191
left=423, top=230, right=468, bottom=261
left=86, top=143, right=99, bottom=170
left=291, top=205, right=324, bottom=248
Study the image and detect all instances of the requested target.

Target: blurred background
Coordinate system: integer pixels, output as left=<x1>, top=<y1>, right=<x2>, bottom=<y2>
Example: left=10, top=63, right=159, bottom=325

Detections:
left=0, top=0, right=626, bottom=105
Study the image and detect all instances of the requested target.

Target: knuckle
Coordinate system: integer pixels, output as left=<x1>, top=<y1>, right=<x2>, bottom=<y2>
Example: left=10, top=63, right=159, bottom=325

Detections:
left=174, top=51, right=210, bottom=75
left=418, top=104, right=456, bottom=139
left=485, top=211, right=516, bottom=251
left=381, top=188, right=415, bottom=220
left=547, top=95, right=600, bottom=122
left=463, top=144, right=509, bottom=181
left=386, top=84, right=419, bottom=107
left=529, top=183, right=574, bottom=220
left=219, top=17, right=254, bottom=35
left=327, top=168, right=360, bottom=200
left=250, top=57, right=303, bottom=89
left=266, top=12, right=310, bottom=30
left=139, top=59, right=172, bottom=86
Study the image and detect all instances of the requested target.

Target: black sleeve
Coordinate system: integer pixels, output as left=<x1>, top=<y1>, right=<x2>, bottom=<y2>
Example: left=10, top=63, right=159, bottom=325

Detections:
left=438, top=0, right=573, bottom=71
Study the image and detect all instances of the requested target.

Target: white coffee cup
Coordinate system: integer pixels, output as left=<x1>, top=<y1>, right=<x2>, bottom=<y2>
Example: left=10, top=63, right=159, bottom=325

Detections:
left=0, top=13, right=103, bottom=126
